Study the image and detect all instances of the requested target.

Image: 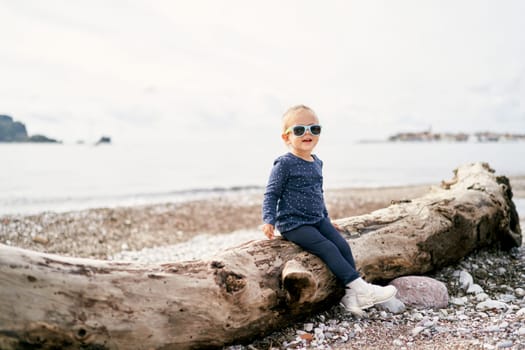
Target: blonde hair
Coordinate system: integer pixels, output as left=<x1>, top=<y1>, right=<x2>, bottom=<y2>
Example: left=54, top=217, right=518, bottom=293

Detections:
left=281, top=105, right=318, bottom=132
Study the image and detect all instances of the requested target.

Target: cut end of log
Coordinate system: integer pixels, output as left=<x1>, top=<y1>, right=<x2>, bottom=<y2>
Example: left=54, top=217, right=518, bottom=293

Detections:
left=282, top=259, right=317, bottom=304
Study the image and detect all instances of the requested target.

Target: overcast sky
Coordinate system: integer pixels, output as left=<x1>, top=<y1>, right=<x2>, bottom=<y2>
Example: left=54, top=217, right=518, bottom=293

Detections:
left=1, top=1, right=524, bottom=144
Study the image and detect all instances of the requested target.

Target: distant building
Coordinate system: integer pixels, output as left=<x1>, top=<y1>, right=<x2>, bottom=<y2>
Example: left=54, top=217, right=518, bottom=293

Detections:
left=388, top=130, right=524, bottom=143
left=388, top=131, right=469, bottom=142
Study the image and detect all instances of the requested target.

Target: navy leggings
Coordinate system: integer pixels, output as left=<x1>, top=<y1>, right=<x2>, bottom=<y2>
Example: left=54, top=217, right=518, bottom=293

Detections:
left=282, top=217, right=360, bottom=285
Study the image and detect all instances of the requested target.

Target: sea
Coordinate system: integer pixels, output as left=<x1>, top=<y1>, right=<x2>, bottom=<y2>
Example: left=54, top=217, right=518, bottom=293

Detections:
left=1, top=141, right=524, bottom=216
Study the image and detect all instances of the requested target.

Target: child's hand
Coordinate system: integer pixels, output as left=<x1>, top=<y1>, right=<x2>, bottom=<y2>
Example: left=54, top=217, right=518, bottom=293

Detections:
left=332, top=222, right=342, bottom=231
left=261, top=223, right=275, bottom=240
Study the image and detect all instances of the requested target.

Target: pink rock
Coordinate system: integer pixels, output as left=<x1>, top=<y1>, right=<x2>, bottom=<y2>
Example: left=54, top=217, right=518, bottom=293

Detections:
left=389, top=276, right=449, bottom=309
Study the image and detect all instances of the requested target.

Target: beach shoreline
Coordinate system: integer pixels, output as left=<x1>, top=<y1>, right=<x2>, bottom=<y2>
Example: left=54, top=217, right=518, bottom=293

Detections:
left=1, top=177, right=524, bottom=260
left=0, top=183, right=434, bottom=259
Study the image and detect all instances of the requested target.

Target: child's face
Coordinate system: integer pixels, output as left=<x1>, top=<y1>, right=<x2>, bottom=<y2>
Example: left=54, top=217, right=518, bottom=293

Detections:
left=281, top=109, right=320, bottom=156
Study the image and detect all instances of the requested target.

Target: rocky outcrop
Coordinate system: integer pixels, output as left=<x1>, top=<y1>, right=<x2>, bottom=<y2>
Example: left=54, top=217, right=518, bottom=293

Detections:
left=0, top=115, right=28, bottom=142
left=27, top=134, right=60, bottom=143
left=95, top=136, right=111, bottom=145
left=0, top=115, right=59, bottom=143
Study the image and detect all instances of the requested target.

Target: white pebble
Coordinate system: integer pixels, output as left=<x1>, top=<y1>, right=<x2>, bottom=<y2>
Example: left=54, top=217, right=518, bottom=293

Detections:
left=392, top=339, right=404, bottom=347
left=378, top=297, right=406, bottom=314
left=476, top=293, right=490, bottom=302
left=459, top=270, right=474, bottom=290
left=476, top=300, right=508, bottom=312
left=451, top=296, right=468, bottom=306
left=496, top=340, right=513, bottom=348
left=467, top=283, right=484, bottom=295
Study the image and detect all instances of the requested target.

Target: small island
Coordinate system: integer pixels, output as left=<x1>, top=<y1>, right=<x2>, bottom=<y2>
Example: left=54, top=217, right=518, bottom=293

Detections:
left=1, top=114, right=112, bottom=145
left=0, top=115, right=60, bottom=143
left=95, top=136, right=111, bottom=145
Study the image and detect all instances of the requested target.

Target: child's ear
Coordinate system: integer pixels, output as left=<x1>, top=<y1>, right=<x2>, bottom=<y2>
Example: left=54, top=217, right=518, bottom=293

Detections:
left=281, top=133, right=290, bottom=143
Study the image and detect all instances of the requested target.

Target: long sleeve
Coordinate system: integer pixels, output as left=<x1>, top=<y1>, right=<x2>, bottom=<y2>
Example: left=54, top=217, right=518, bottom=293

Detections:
left=262, top=158, right=288, bottom=225
left=320, top=160, right=329, bottom=218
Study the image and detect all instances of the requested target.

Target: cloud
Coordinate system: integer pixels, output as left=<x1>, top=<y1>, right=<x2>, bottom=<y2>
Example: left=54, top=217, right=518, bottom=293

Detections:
left=1, top=1, right=524, bottom=144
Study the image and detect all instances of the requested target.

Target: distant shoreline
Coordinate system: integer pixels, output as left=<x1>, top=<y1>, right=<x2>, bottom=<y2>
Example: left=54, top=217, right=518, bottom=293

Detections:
left=1, top=176, right=524, bottom=217
left=387, top=130, right=525, bottom=143
left=358, top=130, right=525, bottom=143
left=359, top=139, right=525, bottom=144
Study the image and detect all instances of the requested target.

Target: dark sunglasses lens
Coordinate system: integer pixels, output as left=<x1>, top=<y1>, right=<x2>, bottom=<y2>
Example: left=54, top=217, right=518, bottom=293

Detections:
left=293, top=126, right=306, bottom=136
left=310, top=125, right=321, bottom=135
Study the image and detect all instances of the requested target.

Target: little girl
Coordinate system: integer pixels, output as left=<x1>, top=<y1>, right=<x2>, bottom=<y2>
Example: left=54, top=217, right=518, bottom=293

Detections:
left=261, top=105, right=397, bottom=316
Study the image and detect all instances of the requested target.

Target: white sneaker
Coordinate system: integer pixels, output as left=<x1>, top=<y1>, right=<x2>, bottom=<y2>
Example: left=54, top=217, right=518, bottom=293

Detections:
left=345, top=278, right=398, bottom=309
left=353, top=284, right=397, bottom=309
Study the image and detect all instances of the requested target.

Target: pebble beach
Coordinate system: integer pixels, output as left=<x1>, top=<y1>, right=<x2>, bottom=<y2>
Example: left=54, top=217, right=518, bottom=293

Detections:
left=1, top=178, right=524, bottom=349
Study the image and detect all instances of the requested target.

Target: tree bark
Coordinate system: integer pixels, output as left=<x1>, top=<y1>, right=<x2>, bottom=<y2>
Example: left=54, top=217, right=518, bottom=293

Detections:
left=0, top=162, right=521, bottom=350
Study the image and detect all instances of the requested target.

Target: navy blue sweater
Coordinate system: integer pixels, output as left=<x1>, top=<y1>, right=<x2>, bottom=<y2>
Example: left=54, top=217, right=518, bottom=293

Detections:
left=262, top=152, right=329, bottom=233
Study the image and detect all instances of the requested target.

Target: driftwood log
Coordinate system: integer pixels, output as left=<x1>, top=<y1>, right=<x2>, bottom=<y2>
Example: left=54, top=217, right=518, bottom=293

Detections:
left=0, top=162, right=521, bottom=349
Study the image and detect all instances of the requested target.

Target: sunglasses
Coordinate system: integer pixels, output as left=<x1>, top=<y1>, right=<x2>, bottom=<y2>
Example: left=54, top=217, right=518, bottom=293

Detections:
left=285, top=124, right=322, bottom=137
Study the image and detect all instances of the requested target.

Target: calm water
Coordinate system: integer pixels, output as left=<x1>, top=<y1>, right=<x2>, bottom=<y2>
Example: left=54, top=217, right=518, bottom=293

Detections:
left=1, top=141, right=524, bottom=215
